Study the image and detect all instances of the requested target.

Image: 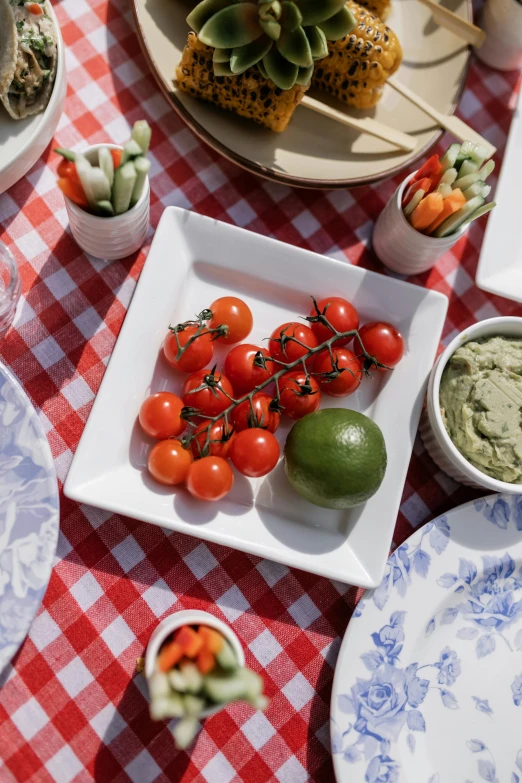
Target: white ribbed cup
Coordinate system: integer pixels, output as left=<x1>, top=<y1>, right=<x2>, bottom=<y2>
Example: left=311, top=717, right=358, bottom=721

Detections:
left=372, top=172, right=468, bottom=275
left=64, top=144, right=149, bottom=261
left=145, top=610, right=245, bottom=719
left=476, top=0, right=522, bottom=70
left=420, top=316, right=522, bottom=492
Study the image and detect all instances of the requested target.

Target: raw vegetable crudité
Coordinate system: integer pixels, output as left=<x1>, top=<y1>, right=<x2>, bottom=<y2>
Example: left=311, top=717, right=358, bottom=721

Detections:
left=402, top=140, right=496, bottom=237
left=149, top=623, right=267, bottom=749
left=136, top=294, right=404, bottom=505
left=54, top=120, right=152, bottom=217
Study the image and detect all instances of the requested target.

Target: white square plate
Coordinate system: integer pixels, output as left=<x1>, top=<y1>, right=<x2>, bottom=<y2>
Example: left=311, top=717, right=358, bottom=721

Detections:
left=476, top=88, right=522, bottom=303
left=64, top=208, right=448, bottom=588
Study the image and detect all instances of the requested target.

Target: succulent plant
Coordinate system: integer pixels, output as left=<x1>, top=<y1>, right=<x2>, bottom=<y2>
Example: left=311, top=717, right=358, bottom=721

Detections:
left=186, top=0, right=356, bottom=90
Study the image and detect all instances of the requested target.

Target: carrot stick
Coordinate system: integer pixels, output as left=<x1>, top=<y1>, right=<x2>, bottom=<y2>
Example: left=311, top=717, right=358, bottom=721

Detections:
left=157, top=641, right=184, bottom=672
left=57, top=159, right=81, bottom=185
left=426, top=189, right=466, bottom=234
left=110, top=149, right=122, bottom=169
left=410, top=192, right=444, bottom=231
left=174, top=626, right=203, bottom=658
left=197, top=648, right=215, bottom=674
left=57, top=177, right=88, bottom=209
left=199, top=627, right=224, bottom=654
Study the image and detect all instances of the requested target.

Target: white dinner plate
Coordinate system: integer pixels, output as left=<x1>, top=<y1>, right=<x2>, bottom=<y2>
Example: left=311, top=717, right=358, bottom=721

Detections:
left=64, top=207, right=447, bottom=587
left=476, top=88, right=522, bottom=304
left=0, top=1, right=66, bottom=195
left=0, top=361, right=59, bottom=673
left=331, top=493, right=522, bottom=783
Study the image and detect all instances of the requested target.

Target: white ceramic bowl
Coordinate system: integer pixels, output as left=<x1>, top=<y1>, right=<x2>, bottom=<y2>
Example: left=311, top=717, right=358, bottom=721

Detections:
left=64, top=143, right=150, bottom=261
left=420, top=316, right=522, bottom=491
left=145, top=609, right=245, bottom=718
left=372, top=171, right=468, bottom=275
left=0, top=1, right=67, bottom=195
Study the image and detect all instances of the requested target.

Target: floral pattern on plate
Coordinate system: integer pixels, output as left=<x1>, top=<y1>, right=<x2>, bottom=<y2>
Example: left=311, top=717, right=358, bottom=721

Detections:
left=331, top=494, right=522, bottom=783
left=0, top=362, right=59, bottom=673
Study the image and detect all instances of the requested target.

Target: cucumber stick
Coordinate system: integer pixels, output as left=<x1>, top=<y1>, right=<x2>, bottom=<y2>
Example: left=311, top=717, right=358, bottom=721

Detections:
left=458, top=159, right=479, bottom=178
left=441, top=143, right=460, bottom=171
left=460, top=201, right=496, bottom=228
left=436, top=183, right=453, bottom=199
left=131, top=120, right=152, bottom=155
left=121, top=139, right=143, bottom=165
left=403, top=189, right=425, bottom=218
left=478, top=159, right=495, bottom=181
left=98, top=146, right=114, bottom=189
left=439, top=167, right=457, bottom=186
left=95, top=200, right=114, bottom=217
left=130, top=156, right=151, bottom=207
left=434, top=195, right=485, bottom=237
left=453, top=171, right=480, bottom=191
left=112, top=162, right=137, bottom=215
left=215, top=640, right=238, bottom=672
left=462, top=180, right=486, bottom=201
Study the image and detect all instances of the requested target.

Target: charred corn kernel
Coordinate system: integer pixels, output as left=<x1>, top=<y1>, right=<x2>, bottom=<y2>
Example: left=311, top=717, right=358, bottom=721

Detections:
left=312, top=1, right=402, bottom=110
left=175, top=33, right=307, bottom=132
left=357, top=0, right=391, bottom=21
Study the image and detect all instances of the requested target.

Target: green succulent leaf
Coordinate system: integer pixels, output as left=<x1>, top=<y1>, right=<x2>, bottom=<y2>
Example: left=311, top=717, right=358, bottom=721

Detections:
left=230, top=34, right=273, bottom=72
left=257, top=60, right=269, bottom=79
left=213, top=47, right=232, bottom=62
left=213, top=61, right=235, bottom=76
left=262, top=46, right=299, bottom=89
left=199, top=3, right=262, bottom=48
left=304, top=25, right=327, bottom=59
left=276, top=25, right=312, bottom=67
left=280, top=1, right=302, bottom=31
left=317, top=6, right=356, bottom=39
left=186, top=0, right=231, bottom=34
left=260, top=17, right=281, bottom=39
left=258, top=0, right=281, bottom=19
left=298, top=0, right=348, bottom=26
left=295, top=63, right=313, bottom=85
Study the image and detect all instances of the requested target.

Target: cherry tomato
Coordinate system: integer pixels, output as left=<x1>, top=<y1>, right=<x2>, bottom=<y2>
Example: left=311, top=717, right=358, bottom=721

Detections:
left=139, top=392, right=185, bottom=439
left=356, top=322, right=405, bottom=372
left=148, top=439, right=193, bottom=485
left=186, top=456, right=234, bottom=501
left=224, top=344, right=273, bottom=396
left=309, top=297, right=360, bottom=347
left=230, top=429, right=280, bottom=478
left=164, top=326, right=214, bottom=373
left=182, top=369, right=234, bottom=416
left=190, top=420, right=235, bottom=459
left=313, top=348, right=363, bottom=397
left=279, top=371, right=321, bottom=419
left=269, top=322, right=318, bottom=365
left=209, top=296, right=253, bottom=345
left=231, top=393, right=280, bottom=433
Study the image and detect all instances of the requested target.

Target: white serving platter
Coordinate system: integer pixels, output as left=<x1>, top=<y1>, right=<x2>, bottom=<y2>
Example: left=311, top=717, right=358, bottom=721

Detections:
left=476, top=88, right=522, bottom=303
left=64, top=208, right=448, bottom=587
left=0, top=1, right=66, bottom=195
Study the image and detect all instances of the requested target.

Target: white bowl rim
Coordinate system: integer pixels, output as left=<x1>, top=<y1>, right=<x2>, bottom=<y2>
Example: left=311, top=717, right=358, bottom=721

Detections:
left=430, top=315, right=522, bottom=492
left=0, top=0, right=65, bottom=180
left=396, top=171, right=468, bottom=245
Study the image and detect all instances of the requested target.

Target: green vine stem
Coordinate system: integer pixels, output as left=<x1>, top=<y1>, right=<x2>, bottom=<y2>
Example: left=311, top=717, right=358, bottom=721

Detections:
left=177, top=300, right=387, bottom=457
left=168, top=308, right=228, bottom=361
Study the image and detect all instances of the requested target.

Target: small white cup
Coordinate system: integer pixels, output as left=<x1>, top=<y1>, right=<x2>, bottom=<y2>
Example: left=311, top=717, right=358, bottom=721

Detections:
left=372, top=171, right=468, bottom=275
left=145, top=609, right=245, bottom=719
left=476, top=0, right=522, bottom=71
left=419, top=316, right=522, bottom=492
left=64, top=143, right=150, bottom=261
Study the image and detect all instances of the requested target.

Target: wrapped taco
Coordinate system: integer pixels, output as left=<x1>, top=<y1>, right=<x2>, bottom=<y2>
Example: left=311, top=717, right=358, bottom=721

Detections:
left=0, top=0, right=58, bottom=120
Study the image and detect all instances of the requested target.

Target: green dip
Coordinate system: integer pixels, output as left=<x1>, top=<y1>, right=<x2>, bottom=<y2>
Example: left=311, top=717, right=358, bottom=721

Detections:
left=439, top=335, right=522, bottom=483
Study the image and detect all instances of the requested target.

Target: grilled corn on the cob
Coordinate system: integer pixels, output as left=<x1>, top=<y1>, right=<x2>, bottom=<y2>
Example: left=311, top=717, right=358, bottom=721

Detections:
left=312, top=1, right=402, bottom=110
left=175, top=33, right=308, bottom=132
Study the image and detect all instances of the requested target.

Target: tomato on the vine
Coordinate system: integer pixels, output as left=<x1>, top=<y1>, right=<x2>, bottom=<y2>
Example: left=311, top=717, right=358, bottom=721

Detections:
left=182, top=369, right=234, bottom=416
left=186, top=456, right=233, bottom=501
left=224, top=344, right=273, bottom=396
left=279, top=371, right=321, bottom=419
left=209, top=296, right=253, bottom=345
left=309, top=297, right=360, bottom=347
left=313, top=348, right=363, bottom=397
left=230, top=429, right=280, bottom=478
left=356, top=322, right=405, bottom=371
left=190, top=420, right=235, bottom=459
left=231, top=392, right=280, bottom=433
left=139, top=392, right=185, bottom=439
left=269, top=322, right=318, bottom=364
left=148, top=439, right=193, bottom=485
left=164, top=325, right=214, bottom=373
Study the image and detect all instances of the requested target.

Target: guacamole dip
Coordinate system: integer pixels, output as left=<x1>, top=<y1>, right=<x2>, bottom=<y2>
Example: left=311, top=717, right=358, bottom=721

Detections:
left=439, top=336, right=522, bottom=483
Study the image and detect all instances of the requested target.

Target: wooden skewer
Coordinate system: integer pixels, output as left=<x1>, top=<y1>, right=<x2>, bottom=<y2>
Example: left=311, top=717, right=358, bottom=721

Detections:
left=417, top=0, right=486, bottom=47
left=387, top=77, right=497, bottom=158
left=301, top=95, right=417, bottom=153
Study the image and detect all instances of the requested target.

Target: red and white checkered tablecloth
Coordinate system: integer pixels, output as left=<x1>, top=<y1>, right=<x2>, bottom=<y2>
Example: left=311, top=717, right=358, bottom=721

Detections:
left=0, top=0, right=521, bottom=779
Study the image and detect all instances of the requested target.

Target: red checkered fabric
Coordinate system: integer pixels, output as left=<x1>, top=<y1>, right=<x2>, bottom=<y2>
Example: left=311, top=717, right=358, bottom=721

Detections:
left=0, top=0, right=520, bottom=779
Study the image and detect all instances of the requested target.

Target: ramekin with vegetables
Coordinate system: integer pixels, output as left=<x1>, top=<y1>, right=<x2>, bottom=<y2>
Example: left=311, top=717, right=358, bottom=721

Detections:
left=145, top=610, right=268, bottom=749
left=56, top=120, right=152, bottom=260
left=373, top=140, right=497, bottom=275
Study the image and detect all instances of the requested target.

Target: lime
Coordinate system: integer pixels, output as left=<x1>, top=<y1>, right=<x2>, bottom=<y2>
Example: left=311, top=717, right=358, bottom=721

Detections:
left=284, top=408, right=387, bottom=509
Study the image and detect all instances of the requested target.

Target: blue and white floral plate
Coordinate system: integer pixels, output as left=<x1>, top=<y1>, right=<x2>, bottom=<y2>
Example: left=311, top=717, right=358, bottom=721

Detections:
left=331, top=494, right=522, bottom=783
left=0, top=361, right=59, bottom=673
